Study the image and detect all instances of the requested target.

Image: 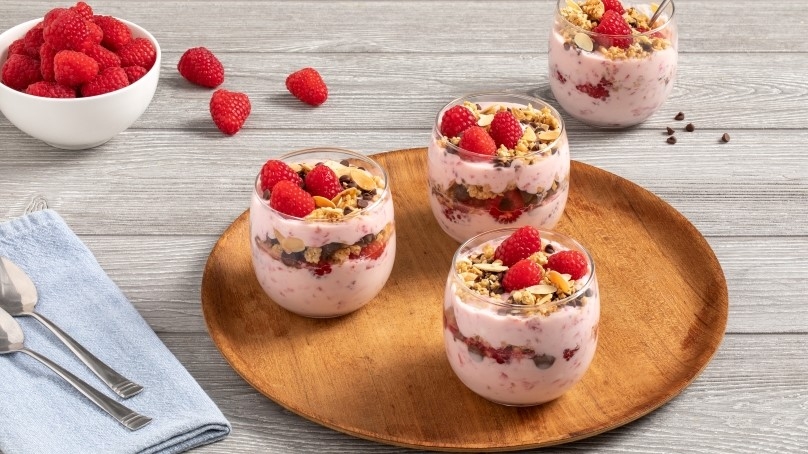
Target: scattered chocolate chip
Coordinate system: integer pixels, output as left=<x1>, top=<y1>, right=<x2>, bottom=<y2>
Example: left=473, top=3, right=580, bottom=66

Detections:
left=685, top=123, right=695, bottom=132
left=357, top=199, right=369, bottom=209
left=361, top=191, right=375, bottom=200
left=563, top=42, right=571, bottom=51
left=359, top=233, right=375, bottom=245
left=343, top=207, right=353, bottom=215
left=281, top=252, right=303, bottom=267
left=585, top=288, right=594, bottom=297
left=721, top=133, right=731, bottom=143
left=544, top=244, right=555, bottom=254
left=666, top=136, right=677, bottom=145
left=453, top=185, right=470, bottom=202
left=339, top=159, right=350, bottom=166
left=320, top=242, right=344, bottom=259
left=674, top=112, right=685, bottom=121
left=262, top=189, right=271, bottom=200
left=475, top=103, right=482, bottom=111
left=666, top=126, right=675, bottom=135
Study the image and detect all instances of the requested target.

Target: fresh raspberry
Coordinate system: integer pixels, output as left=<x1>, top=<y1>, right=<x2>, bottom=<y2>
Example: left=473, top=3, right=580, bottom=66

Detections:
left=9, top=39, right=27, bottom=56
left=502, top=259, right=543, bottom=292
left=285, top=67, right=328, bottom=106
left=209, top=88, right=251, bottom=135
left=488, top=189, right=526, bottom=224
left=1, top=54, right=43, bottom=91
left=177, top=47, right=224, bottom=88
left=304, top=164, right=342, bottom=199
left=44, top=9, right=89, bottom=51
left=601, top=0, right=625, bottom=14
left=269, top=180, right=316, bottom=218
left=592, top=10, right=633, bottom=49
left=359, top=240, right=386, bottom=260
left=440, top=105, right=477, bottom=137
left=91, top=16, right=131, bottom=51
left=23, top=23, right=45, bottom=58
left=85, top=20, right=103, bottom=46
left=39, top=43, right=57, bottom=82
left=494, top=226, right=542, bottom=267
left=80, top=66, right=128, bottom=97
left=576, top=77, right=612, bottom=100
left=259, top=160, right=303, bottom=193
left=123, top=65, right=147, bottom=83
left=546, top=250, right=589, bottom=280
left=488, top=111, right=523, bottom=149
left=83, top=44, right=121, bottom=71
left=43, top=8, right=68, bottom=30
left=117, top=37, right=156, bottom=70
left=54, top=50, right=99, bottom=87
left=458, top=125, right=497, bottom=156
left=24, top=81, right=76, bottom=98
left=70, top=2, right=94, bottom=20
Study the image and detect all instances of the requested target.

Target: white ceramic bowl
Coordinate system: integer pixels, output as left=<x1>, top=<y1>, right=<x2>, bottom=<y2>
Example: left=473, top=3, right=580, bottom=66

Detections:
left=0, top=18, right=161, bottom=150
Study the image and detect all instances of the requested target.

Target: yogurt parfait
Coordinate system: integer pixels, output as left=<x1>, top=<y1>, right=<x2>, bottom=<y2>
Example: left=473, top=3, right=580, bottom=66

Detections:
left=250, top=148, right=395, bottom=318
left=427, top=93, right=570, bottom=243
left=443, top=226, right=599, bottom=406
left=548, top=0, right=678, bottom=128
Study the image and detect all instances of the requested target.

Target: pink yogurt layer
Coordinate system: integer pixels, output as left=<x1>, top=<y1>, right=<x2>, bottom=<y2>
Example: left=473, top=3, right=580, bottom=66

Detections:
left=249, top=174, right=396, bottom=318
left=548, top=26, right=677, bottom=128
left=443, top=241, right=600, bottom=406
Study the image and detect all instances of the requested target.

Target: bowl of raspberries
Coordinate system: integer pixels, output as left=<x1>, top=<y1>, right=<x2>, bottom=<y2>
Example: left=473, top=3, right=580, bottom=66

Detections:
left=0, top=2, right=160, bottom=149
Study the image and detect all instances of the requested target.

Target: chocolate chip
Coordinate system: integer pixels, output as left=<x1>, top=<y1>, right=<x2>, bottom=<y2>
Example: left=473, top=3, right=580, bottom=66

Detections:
left=320, top=243, right=344, bottom=259
left=544, top=244, right=555, bottom=254
left=281, top=251, right=303, bottom=267
left=685, top=123, right=695, bottom=132
left=357, top=199, right=369, bottom=208
left=340, top=159, right=350, bottom=166
left=453, top=185, right=470, bottom=202
left=532, top=354, right=556, bottom=370
left=666, top=126, right=675, bottom=135
left=343, top=207, right=352, bottom=215
left=262, top=189, right=271, bottom=200
left=475, top=104, right=482, bottom=111
left=359, top=233, right=375, bottom=245
left=362, top=191, right=375, bottom=200
left=666, top=136, right=677, bottom=145
left=585, top=288, right=593, bottom=297
left=674, top=112, right=685, bottom=121
left=721, top=133, right=731, bottom=143
left=563, top=42, right=571, bottom=51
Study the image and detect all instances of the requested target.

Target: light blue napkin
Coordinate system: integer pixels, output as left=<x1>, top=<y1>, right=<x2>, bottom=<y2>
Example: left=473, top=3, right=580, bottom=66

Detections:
left=0, top=210, right=230, bottom=454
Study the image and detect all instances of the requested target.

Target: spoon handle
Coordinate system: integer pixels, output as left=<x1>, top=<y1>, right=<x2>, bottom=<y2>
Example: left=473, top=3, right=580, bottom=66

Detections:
left=19, top=347, right=152, bottom=431
left=28, top=312, right=143, bottom=399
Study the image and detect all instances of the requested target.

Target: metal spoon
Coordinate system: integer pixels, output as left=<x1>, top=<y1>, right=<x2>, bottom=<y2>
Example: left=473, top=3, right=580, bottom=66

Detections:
left=648, top=0, right=673, bottom=29
left=0, top=256, right=143, bottom=398
left=0, top=306, right=152, bottom=430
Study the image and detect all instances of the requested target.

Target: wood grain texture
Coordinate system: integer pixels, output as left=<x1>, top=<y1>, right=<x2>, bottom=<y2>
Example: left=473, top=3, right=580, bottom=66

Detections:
left=200, top=150, right=727, bottom=450
left=0, top=0, right=806, bottom=452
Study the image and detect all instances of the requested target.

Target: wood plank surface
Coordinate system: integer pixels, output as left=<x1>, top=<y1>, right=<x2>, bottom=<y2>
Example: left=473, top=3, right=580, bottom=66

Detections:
left=0, top=0, right=806, bottom=452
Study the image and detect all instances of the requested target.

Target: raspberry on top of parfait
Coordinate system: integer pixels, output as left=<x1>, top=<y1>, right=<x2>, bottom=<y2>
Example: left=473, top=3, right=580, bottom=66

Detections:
left=560, top=0, right=673, bottom=59
left=439, top=102, right=563, bottom=164
left=455, top=226, right=590, bottom=314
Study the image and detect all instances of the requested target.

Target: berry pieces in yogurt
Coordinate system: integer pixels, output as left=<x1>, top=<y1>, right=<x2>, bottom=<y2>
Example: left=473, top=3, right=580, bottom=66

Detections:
left=250, top=149, right=396, bottom=318
left=443, top=226, right=600, bottom=406
left=548, top=0, right=678, bottom=128
left=427, top=93, right=570, bottom=243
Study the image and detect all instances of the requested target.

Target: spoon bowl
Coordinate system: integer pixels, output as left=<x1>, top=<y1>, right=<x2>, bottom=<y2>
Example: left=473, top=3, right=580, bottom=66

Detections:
left=0, top=256, right=143, bottom=398
left=0, top=306, right=151, bottom=430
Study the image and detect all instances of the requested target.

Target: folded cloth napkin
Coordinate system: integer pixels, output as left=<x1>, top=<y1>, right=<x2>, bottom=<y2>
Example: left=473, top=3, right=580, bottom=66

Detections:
left=0, top=210, right=230, bottom=454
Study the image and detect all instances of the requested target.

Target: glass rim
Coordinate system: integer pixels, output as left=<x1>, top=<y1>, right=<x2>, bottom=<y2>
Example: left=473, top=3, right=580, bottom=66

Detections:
left=449, top=227, right=596, bottom=311
left=554, top=0, right=677, bottom=38
left=252, top=147, right=391, bottom=222
left=433, top=92, right=566, bottom=158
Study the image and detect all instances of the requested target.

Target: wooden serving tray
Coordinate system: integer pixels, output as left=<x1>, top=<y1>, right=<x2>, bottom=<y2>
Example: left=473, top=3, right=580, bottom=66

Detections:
left=201, top=148, right=728, bottom=451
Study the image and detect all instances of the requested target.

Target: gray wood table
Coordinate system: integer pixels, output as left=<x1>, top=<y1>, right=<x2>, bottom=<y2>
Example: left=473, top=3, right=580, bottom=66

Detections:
left=2, top=1, right=806, bottom=452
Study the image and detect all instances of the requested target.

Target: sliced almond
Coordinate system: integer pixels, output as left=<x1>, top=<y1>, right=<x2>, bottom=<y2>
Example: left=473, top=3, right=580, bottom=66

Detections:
left=537, top=293, right=554, bottom=305
left=281, top=236, right=306, bottom=254
left=323, top=160, right=351, bottom=177
left=373, top=175, right=386, bottom=189
left=524, top=284, right=558, bottom=295
left=273, top=229, right=286, bottom=243
left=473, top=263, right=508, bottom=273
left=521, top=127, right=537, bottom=142
left=547, top=270, right=571, bottom=294
left=538, top=129, right=561, bottom=141
left=288, top=163, right=302, bottom=173
left=566, top=0, right=583, bottom=12
left=332, top=187, right=360, bottom=206
left=299, top=162, right=314, bottom=173
left=350, top=168, right=377, bottom=191
left=477, top=113, right=495, bottom=127
left=574, top=32, right=594, bottom=52
left=313, top=195, right=336, bottom=208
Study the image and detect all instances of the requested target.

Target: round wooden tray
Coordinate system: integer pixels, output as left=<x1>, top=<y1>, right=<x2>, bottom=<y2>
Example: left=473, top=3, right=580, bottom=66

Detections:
left=201, top=148, right=728, bottom=451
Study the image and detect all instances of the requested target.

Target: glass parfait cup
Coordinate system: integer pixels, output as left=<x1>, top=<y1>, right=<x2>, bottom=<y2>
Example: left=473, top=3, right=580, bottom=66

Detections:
left=548, top=0, right=678, bottom=128
left=427, top=93, right=570, bottom=243
left=443, top=228, right=600, bottom=406
left=249, top=148, right=396, bottom=318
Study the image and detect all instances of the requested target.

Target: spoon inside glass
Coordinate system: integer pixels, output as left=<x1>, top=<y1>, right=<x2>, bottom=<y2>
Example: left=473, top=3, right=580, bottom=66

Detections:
left=0, top=306, right=152, bottom=430
left=648, top=0, right=673, bottom=29
left=0, top=256, right=143, bottom=398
